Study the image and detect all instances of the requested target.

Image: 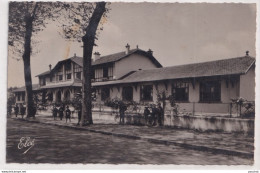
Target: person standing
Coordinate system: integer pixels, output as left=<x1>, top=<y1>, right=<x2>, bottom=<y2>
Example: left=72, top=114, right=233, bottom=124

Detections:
left=58, top=106, right=64, bottom=120
left=157, top=103, right=164, bottom=126
left=119, top=101, right=127, bottom=125
left=20, top=105, right=26, bottom=119
left=65, top=106, right=71, bottom=123
left=14, top=104, right=19, bottom=117
left=143, top=106, right=150, bottom=125
left=52, top=105, right=58, bottom=120
left=151, top=104, right=158, bottom=126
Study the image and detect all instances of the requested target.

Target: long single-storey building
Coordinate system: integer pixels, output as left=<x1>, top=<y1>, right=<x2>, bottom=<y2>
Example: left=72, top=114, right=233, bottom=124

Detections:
left=13, top=44, right=255, bottom=115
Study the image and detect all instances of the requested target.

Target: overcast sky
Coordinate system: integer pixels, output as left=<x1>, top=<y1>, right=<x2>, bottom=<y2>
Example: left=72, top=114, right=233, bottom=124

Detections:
left=7, top=2, right=256, bottom=87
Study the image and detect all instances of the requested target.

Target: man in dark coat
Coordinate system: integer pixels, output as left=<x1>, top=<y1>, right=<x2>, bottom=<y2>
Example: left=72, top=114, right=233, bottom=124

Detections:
left=58, top=106, right=64, bottom=120
left=151, top=104, right=158, bottom=126
left=157, top=103, right=164, bottom=126
left=14, top=104, right=19, bottom=117
left=119, top=101, right=127, bottom=125
left=52, top=105, right=58, bottom=120
left=143, top=107, right=150, bottom=125
left=20, top=105, right=26, bottom=119
left=65, top=106, right=71, bottom=123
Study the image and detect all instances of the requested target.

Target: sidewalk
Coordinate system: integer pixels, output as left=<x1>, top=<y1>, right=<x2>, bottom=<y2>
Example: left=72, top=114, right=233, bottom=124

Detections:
left=10, top=112, right=254, bottom=158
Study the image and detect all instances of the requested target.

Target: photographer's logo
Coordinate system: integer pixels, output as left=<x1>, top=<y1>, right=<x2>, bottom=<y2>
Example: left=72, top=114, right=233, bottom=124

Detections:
left=18, top=137, right=35, bottom=154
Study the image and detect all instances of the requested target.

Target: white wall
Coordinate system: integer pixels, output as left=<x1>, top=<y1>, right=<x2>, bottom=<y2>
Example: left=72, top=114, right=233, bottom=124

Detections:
left=114, top=54, right=158, bottom=79
left=240, top=66, right=255, bottom=101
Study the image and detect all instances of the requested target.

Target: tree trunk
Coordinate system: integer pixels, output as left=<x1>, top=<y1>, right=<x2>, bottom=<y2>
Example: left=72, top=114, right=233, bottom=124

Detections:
left=23, top=15, right=35, bottom=118
left=81, top=2, right=106, bottom=126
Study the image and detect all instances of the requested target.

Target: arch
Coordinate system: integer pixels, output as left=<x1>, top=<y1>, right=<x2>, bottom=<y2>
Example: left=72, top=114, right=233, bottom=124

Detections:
left=47, top=91, right=53, bottom=102
left=56, top=90, right=62, bottom=103
left=64, top=90, right=71, bottom=101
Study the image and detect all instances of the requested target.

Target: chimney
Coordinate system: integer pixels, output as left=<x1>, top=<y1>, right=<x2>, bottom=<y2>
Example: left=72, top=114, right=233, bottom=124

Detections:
left=74, top=53, right=76, bottom=58
left=246, top=50, right=249, bottom=56
left=147, top=49, right=153, bottom=55
left=49, top=64, right=52, bottom=71
left=94, top=52, right=101, bottom=61
left=125, top=43, right=130, bottom=54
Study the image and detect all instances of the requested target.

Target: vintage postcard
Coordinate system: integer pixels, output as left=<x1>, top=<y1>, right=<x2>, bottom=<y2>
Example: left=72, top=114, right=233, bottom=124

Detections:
left=1, top=0, right=259, bottom=170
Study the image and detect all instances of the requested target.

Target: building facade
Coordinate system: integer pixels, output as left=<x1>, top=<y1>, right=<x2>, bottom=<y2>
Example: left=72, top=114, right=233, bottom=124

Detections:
left=13, top=45, right=255, bottom=115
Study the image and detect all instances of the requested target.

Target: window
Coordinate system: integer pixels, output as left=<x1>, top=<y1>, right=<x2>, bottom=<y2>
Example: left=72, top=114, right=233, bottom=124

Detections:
left=22, top=93, right=25, bottom=101
left=17, top=93, right=20, bottom=101
left=122, top=86, right=133, bottom=101
left=140, top=85, right=153, bottom=101
left=42, top=78, right=46, bottom=85
left=57, top=68, right=63, bottom=81
left=67, top=73, right=71, bottom=80
left=101, top=88, right=110, bottom=101
left=172, top=82, right=189, bottom=102
left=74, top=64, right=82, bottom=72
left=103, top=66, right=108, bottom=78
left=58, top=75, right=63, bottom=81
left=74, top=64, right=82, bottom=80
left=75, top=72, right=81, bottom=80
left=200, top=80, right=221, bottom=102
left=108, top=66, right=113, bottom=80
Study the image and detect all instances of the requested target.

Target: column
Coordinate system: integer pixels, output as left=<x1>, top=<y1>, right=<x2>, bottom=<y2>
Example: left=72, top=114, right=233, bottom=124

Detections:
left=71, top=62, right=75, bottom=81
left=63, top=64, right=65, bottom=82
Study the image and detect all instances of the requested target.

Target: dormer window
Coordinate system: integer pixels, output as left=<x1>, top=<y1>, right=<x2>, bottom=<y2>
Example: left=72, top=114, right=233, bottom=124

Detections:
left=74, top=64, right=82, bottom=80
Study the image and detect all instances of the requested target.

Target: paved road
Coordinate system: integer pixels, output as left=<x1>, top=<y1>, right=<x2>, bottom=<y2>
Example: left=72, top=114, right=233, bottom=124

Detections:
left=6, top=118, right=253, bottom=164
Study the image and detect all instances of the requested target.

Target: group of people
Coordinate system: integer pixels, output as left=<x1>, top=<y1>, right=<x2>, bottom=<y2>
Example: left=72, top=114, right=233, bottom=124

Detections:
left=52, top=105, right=82, bottom=125
left=117, top=102, right=164, bottom=126
left=14, top=104, right=26, bottom=118
left=144, top=103, right=164, bottom=126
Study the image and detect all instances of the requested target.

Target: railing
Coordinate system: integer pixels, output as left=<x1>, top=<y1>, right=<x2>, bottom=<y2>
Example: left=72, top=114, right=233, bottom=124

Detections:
left=92, top=76, right=114, bottom=82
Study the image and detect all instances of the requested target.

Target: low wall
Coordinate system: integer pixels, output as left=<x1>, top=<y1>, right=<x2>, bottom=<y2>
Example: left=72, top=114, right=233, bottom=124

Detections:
left=37, top=109, right=254, bottom=134
left=92, top=113, right=254, bottom=133
left=164, top=114, right=254, bottom=134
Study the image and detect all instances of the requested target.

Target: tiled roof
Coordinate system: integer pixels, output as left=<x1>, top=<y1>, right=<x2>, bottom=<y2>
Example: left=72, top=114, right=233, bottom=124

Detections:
left=92, top=56, right=255, bottom=86
left=92, top=49, right=162, bottom=67
left=64, top=49, right=162, bottom=67
left=35, top=70, right=50, bottom=77
left=36, top=49, right=162, bottom=77
left=92, top=49, right=137, bottom=65
left=13, top=84, right=40, bottom=92
left=39, top=82, right=82, bottom=89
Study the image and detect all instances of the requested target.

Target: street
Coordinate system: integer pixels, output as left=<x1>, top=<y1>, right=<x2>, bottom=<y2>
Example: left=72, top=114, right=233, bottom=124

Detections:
left=6, top=118, right=253, bottom=164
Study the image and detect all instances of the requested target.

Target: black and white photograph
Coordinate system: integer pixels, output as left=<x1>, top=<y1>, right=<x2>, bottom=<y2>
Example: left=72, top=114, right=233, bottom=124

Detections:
left=1, top=0, right=259, bottom=169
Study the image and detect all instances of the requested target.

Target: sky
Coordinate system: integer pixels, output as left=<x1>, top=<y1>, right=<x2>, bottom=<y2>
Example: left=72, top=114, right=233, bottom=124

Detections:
left=7, top=2, right=257, bottom=88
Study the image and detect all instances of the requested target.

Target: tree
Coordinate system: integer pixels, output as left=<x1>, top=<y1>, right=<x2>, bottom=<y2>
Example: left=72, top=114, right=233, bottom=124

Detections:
left=8, top=2, right=60, bottom=118
left=61, top=2, right=108, bottom=125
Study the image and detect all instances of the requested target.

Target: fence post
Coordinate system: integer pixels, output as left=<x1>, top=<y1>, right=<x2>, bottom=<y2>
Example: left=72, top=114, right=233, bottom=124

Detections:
left=229, top=103, right=232, bottom=118
left=192, top=102, right=195, bottom=116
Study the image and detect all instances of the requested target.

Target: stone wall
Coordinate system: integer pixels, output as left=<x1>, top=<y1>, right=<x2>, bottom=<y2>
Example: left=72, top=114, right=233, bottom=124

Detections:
left=164, top=114, right=254, bottom=134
